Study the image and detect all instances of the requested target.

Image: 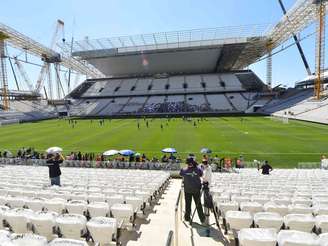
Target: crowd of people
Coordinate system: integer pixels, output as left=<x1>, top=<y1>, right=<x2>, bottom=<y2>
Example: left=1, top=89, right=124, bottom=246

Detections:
left=140, top=101, right=212, bottom=114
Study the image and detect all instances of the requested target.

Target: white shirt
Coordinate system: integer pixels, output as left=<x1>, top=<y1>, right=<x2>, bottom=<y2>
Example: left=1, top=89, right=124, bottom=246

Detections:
left=202, top=165, right=212, bottom=185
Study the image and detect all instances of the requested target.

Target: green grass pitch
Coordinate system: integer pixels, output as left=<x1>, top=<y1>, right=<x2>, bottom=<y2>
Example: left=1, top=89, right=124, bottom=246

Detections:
left=0, top=116, right=327, bottom=168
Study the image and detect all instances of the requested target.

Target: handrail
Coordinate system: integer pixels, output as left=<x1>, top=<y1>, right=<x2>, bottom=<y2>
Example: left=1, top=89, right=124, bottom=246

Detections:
left=174, top=188, right=183, bottom=246
left=165, top=230, right=174, bottom=246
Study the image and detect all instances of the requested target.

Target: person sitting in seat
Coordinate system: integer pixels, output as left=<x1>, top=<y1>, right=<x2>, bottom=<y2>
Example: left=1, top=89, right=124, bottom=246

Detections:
left=259, top=160, right=273, bottom=175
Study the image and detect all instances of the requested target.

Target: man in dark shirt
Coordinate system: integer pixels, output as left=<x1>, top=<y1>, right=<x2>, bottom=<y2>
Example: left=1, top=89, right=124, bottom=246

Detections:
left=180, top=157, right=205, bottom=224
left=46, top=153, right=63, bottom=186
left=260, top=160, right=273, bottom=175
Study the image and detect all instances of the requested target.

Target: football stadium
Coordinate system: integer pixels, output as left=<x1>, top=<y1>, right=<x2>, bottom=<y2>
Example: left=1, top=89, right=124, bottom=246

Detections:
left=0, top=0, right=328, bottom=245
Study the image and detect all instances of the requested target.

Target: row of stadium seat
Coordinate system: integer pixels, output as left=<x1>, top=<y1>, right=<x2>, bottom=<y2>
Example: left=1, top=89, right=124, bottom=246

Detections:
left=0, top=166, right=170, bottom=244
left=237, top=228, right=328, bottom=246
left=82, top=73, right=245, bottom=98
left=0, top=231, right=89, bottom=246
left=0, top=207, right=123, bottom=244
left=210, top=169, right=328, bottom=244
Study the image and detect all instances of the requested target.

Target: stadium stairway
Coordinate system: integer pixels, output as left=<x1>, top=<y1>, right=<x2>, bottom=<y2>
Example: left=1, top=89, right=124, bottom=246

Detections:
left=126, top=178, right=229, bottom=246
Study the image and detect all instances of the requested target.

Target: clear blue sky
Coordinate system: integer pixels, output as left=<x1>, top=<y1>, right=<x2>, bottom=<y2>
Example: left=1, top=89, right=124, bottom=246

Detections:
left=0, top=0, right=323, bottom=89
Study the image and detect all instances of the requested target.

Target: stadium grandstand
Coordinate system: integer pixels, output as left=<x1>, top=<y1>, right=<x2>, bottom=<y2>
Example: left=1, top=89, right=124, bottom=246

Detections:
left=1, top=0, right=328, bottom=245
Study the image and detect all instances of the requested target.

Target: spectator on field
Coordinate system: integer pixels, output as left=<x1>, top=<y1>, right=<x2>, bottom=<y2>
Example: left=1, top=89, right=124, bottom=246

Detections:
left=180, top=157, right=205, bottom=224
left=141, top=154, right=146, bottom=162
left=168, top=153, right=176, bottom=162
left=236, top=155, right=245, bottom=168
left=259, top=160, right=273, bottom=175
left=321, top=155, right=328, bottom=169
left=46, top=153, right=63, bottom=186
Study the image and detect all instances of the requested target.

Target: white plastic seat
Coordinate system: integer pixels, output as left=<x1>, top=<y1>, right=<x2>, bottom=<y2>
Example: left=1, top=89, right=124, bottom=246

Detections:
left=25, top=198, right=46, bottom=212
left=6, top=197, right=26, bottom=209
left=43, top=198, right=66, bottom=214
left=87, top=194, right=106, bottom=203
left=254, top=212, right=283, bottom=230
left=264, top=202, right=288, bottom=216
left=29, top=211, right=57, bottom=240
left=0, top=229, right=10, bottom=243
left=110, top=203, right=134, bottom=228
left=251, top=196, right=271, bottom=205
left=0, top=196, right=7, bottom=206
left=315, top=215, right=328, bottom=233
left=134, top=191, right=150, bottom=203
left=125, top=196, right=143, bottom=213
left=240, top=202, right=263, bottom=214
left=284, top=214, right=315, bottom=232
left=86, top=217, right=117, bottom=245
left=107, top=195, right=124, bottom=208
left=4, top=208, right=34, bottom=233
left=292, top=197, right=312, bottom=206
left=313, top=204, right=328, bottom=215
left=319, top=233, right=328, bottom=246
left=231, top=195, right=250, bottom=204
left=65, top=200, right=87, bottom=216
left=56, top=214, right=87, bottom=240
left=10, top=233, right=48, bottom=246
left=217, top=201, right=239, bottom=218
left=0, top=205, right=10, bottom=229
left=277, top=230, right=320, bottom=246
left=226, top=211, right=253, bottom=230
left=288, top=204, right=313, bottom=214
left=87, top=202, right=109, bottom=218
left=272, top=197, right=291, bottom=206
left=48, top=238, right=88, bottom=246
left=238, top=228, right=277, bottom=246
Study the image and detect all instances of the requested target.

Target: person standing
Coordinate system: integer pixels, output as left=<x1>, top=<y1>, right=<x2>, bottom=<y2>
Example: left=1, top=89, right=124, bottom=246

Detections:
left=259, top=160, right=273, bottom=175
left=202, top=159, right=213, bottom=225
left=46, top=153, right=63, bottom=186
left=180, top=157, right=205, bottom=224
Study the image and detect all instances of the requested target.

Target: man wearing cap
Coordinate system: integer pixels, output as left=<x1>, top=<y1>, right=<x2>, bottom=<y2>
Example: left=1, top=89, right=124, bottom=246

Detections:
left=180, top=157, right=205, bottom=224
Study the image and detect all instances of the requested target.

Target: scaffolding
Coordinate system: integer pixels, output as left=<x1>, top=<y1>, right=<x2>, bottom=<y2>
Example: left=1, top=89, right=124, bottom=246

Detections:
left=314, top=1, right=326, bottom=99
left=0, top=33, right=9, bottom=110
left=0, top=22, right=105, bottom=79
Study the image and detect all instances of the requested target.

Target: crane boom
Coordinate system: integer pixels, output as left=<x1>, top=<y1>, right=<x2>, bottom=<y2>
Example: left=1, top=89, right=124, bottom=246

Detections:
left=13, top=57, right=34, bottom=92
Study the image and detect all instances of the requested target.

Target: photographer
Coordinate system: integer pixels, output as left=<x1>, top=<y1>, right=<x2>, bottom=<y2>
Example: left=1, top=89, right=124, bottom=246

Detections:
left=46, top=152, right=63, bottom=186
left=180, top=157, right=205, bottom=224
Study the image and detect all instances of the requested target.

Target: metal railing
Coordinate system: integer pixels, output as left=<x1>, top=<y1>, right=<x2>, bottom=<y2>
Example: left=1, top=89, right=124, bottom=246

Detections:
left=174, top=186, right=183, bottom=246
left=165, top=230, right=174, bottom=246
left=71, top=24, right=270, bottom=54
left=0, top=157, right=181, bottom=171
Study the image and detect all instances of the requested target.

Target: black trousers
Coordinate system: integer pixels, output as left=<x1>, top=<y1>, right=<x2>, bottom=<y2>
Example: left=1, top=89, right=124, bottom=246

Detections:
left=184, top=191, right=205, bottom=223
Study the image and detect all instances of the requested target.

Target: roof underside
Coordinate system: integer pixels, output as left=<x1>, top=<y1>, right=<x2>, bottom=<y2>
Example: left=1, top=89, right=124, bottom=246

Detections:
left=71, top=26, right=269, bottom=77
left=73, top=37, right=268, bottom=77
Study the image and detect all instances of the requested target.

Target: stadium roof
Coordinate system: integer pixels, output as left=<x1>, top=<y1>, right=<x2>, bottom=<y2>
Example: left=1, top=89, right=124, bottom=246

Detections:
left=70, top=25, right=270, bottom=77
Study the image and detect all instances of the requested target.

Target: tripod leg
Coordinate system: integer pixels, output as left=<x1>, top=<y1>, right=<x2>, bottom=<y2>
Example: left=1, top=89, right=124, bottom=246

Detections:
left=223, top=217, right=228, bottom=235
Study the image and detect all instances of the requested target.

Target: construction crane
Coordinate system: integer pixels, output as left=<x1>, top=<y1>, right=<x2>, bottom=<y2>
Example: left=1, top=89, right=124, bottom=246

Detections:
left=0, top=32, right=9, bottom=110
left=278, top=0, right=312, bottom=76
left=35, top=20, right=64, bottom=95
left=13, top=57, right=34, bottom=92
left=313, top=0, right=327, bottom=100
left=0, top=20, right=105, bottom=101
